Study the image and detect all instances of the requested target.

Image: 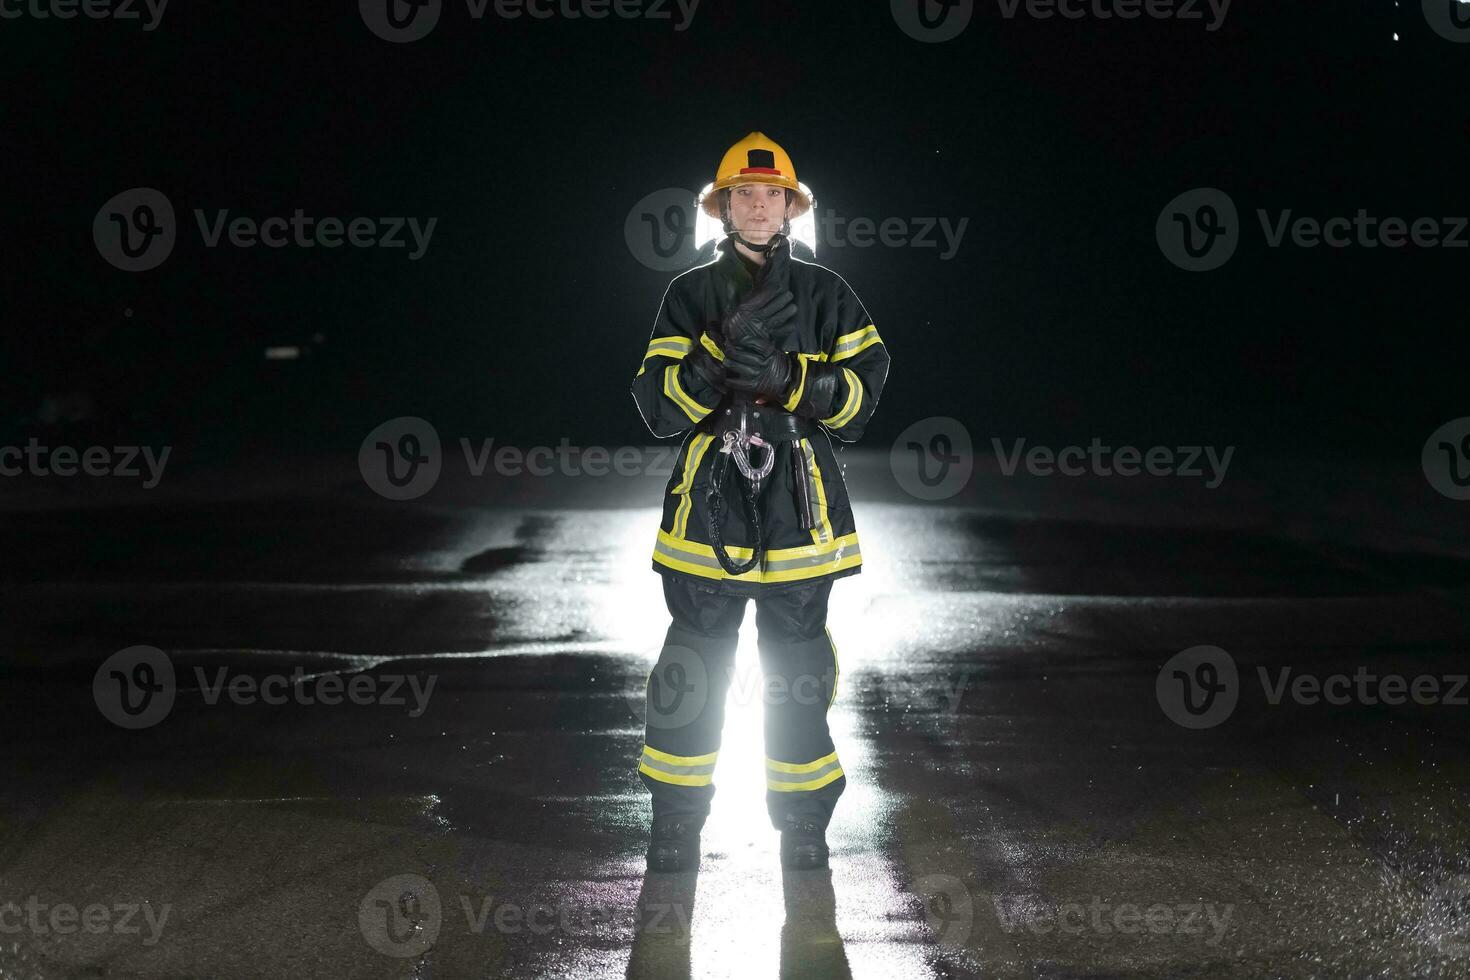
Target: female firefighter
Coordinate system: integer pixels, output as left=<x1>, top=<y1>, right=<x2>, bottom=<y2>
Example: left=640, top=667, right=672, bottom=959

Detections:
left=630, top=132, right=890, bottom=872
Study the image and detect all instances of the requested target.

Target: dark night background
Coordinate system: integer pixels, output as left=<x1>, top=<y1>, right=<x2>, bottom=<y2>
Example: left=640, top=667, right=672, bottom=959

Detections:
left=2, top=1, right=1465, bottom=460
left=7, top=7, right=1470, bottom=977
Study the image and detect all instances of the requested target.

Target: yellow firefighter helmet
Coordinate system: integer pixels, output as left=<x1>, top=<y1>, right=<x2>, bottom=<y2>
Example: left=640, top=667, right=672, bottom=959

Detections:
left=697, top=132, right=814, bottom=221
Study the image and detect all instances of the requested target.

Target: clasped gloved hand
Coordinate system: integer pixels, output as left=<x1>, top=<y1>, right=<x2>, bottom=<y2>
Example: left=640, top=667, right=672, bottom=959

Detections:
left=722, top=280, right=797, bottom=346
left=725, top=332, right=797, bottom=402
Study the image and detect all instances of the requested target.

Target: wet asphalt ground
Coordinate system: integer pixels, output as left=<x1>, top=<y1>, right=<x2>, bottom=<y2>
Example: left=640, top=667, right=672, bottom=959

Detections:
left=2, top=446, right=1470, bottom=979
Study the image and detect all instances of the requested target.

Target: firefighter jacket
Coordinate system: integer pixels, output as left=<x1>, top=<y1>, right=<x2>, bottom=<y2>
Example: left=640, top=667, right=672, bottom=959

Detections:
left=631, top=236, right=891, bottom=597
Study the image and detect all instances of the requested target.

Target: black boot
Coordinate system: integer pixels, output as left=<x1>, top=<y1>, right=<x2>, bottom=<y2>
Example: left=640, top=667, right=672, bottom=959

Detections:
left=647, top=815, right=702, bottom=873
left=779, top=817, right=829, bottom=871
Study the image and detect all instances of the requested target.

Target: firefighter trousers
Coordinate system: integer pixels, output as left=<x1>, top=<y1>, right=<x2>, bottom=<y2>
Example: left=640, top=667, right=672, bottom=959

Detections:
left=637, top=573, right=845, bottom=832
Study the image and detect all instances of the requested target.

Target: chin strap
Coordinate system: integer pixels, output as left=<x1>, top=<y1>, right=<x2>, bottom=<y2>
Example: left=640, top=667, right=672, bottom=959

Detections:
left=727, top=232, right=789, bottom=263
left=729, top=235, right=776, bottom=252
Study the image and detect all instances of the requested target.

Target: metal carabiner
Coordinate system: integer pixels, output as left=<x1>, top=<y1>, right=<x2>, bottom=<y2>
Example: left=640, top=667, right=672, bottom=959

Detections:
left=721, top=404, right=776, bottom=495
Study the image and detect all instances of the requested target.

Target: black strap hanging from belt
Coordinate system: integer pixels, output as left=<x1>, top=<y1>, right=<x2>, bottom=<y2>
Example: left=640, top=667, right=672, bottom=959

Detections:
left=706, top=448, right=765, bottom=576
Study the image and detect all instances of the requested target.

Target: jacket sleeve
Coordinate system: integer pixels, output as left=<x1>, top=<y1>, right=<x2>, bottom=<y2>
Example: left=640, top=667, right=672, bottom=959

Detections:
left=782, top=277, right=890, bottom=443
left=631, top=280, right=726, bottom=439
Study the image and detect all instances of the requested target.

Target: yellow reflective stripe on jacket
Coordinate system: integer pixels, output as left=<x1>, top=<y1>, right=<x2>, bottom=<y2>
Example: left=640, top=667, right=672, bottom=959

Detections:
left=673, top=432, right=715, bottom=495
left=635, top=335, right=693, bottom=377
left=820, top=367, right=863, bottom=429
left=653, top=529, right=861, bottom=584
left=700, top=332, right=725, bottom=362
left=831, top=325, right=881, bottom=362
left=671, top=433, right=716, bottom=538
left=799, top=438, right=833, bottom=546
left=765, top=751, right=844, bottom=792
left=639, top=744, right=718, bottom=787
left=663, top=364, right=716, bottom=423
left=782, top=354, right=818, bottom=413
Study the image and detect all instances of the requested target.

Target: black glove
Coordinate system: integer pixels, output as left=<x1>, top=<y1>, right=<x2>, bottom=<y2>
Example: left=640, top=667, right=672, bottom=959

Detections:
left=725, top=333, right=796, bottom=401
left=722, top=281, right=797, bottom=346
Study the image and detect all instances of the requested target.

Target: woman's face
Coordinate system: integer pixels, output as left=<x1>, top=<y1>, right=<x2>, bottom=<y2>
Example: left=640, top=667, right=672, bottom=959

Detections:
left=727, top=183, right=791, bottom=243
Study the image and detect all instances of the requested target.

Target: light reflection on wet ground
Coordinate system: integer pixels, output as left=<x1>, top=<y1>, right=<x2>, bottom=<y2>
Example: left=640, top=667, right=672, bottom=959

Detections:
left=2, top=450, right=1470, bottom=977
